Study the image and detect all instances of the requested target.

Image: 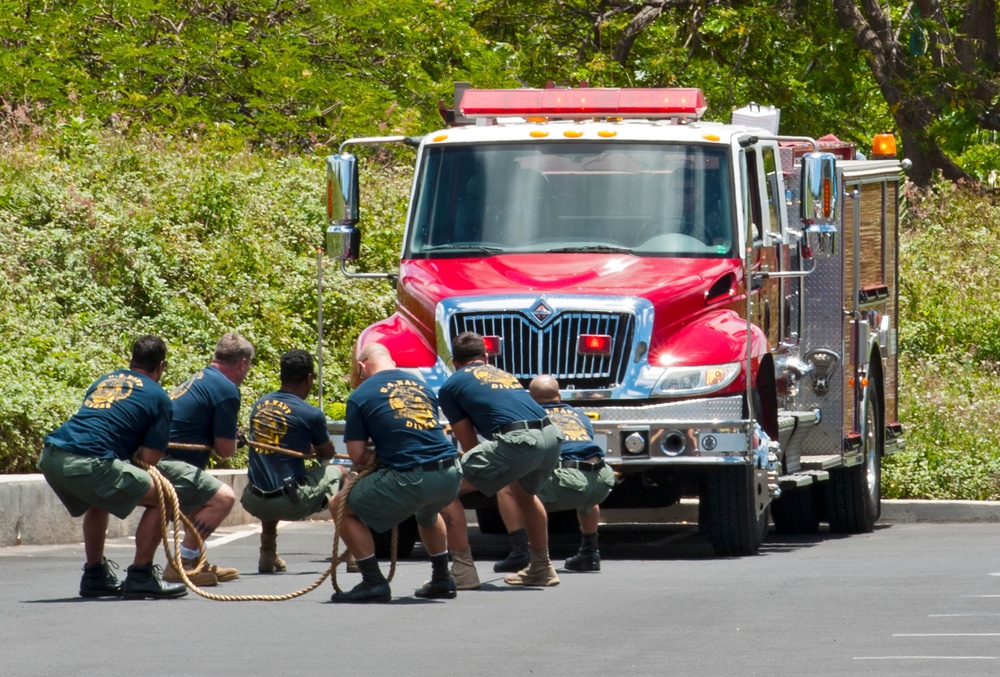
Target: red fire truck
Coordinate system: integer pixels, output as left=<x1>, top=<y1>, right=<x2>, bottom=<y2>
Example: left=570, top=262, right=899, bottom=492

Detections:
left=325, top=85, right=906, bottom=556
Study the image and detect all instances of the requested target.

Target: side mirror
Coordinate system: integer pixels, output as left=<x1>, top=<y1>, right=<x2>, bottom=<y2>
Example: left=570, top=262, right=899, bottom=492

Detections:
left=804, top=223, right=837, bottom=259
left=325, top=224, right=362, bottom=262
left=326, top=153, right=359, bottom=226
left=800, top=151, right=838, bottom=224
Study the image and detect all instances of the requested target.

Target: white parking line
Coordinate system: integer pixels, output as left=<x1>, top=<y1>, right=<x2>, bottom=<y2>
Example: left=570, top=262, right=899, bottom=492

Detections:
left=855, top=656, right=998, bottom=661
left=894, top=633, right=1000, bottom=637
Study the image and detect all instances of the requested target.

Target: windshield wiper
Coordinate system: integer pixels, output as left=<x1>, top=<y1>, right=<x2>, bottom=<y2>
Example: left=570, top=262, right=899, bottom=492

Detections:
left=419, top=244, right=504, bottom=255
left=546, top=245, right=634, bottom=254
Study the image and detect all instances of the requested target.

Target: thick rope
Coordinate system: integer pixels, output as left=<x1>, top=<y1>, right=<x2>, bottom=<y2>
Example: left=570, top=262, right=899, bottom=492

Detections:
left=136, top=445, right=397, bottom=602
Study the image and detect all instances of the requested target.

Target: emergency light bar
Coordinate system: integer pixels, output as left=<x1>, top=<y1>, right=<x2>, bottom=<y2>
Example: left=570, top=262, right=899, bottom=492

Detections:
left=460, top=88, right=708, bottom=120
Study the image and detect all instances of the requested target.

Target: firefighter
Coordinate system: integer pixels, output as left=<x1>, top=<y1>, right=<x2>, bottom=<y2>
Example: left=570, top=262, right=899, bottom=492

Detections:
left=437, top=332, right=563, bottom=588
left=240, top=350, right=346, bottom=573
left=157, top=332, right=254, bottom=587
left=329, top=342, right=461, bottom=603
left=494, top=374, right=615, bottom=573
left=36, top=335, right=187, bottom=599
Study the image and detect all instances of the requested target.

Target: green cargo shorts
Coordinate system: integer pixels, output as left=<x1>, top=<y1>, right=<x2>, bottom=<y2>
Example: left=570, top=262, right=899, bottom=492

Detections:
left=538, top=463, right=615, bottom=515
left=156, top=457, right=223, bottom=515
left=347, top=459, right=462, bottom=534
left=240, top=464, right=344, bottom=522
left=460, top=424, right=562, bottom=497
left=37, top=443, right=151, bottom=520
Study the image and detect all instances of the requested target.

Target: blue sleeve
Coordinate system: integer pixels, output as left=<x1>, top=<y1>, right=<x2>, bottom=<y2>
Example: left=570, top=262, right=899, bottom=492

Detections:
left=212, top=395, right=240, bottom=440
left=438, top=382, right=465, bottom=425
left=343, top=398, right=368, bottom=442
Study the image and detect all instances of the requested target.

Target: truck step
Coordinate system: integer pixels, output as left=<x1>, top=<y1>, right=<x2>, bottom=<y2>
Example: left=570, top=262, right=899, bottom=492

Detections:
left=799, top=455, right=843, bottom=470
left=778, top=469, right=830, bottom=489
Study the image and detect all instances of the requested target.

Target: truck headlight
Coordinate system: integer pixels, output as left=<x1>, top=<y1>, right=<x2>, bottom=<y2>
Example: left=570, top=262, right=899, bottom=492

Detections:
left=651, top=362, right=740, bottom=397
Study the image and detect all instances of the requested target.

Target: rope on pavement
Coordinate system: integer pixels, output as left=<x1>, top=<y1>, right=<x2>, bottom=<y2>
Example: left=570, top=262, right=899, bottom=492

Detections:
left=135, top=447, right=396, bottom=602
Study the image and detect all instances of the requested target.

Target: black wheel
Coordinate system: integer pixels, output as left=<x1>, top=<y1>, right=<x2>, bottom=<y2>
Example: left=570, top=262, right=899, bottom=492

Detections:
left=372, top=516, right=419, bottom=559
left=771, top=485, right=821, bottom=534
left=703, top=464, right=769, bottom=556
left=827, top=381, right=882, bottom=533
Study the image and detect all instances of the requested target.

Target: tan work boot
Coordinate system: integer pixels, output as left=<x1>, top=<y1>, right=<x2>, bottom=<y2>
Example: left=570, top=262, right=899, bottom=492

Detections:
left=450, top=547, right=481, bottom=590
left=204, top=560, right=240, bottom=582
left=259, top=533, right=287, bottom=573
left=162, top=559, right=218, bottom=587
left=503, top=548, right=560, bottom=587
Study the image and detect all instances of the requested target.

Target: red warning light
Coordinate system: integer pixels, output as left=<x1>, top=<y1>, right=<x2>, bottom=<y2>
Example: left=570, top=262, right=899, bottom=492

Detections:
left=482, top=335, right=502, bottom=355
left=578, top=335, right=612, bottom=355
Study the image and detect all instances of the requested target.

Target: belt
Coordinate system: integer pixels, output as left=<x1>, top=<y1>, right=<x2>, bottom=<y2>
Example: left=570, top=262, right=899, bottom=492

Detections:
left=396, top=457, right=457, bottom=473
left=494, top=416, right=552, bottom=436
left=248, top=477, right=308, bottom=499
left=560, top=458, right=606, bottom=472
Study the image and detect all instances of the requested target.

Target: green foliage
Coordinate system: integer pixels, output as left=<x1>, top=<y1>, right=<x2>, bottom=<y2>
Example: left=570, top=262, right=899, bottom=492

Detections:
left=0, top=129, right=404, bottom=472
left=882, top=182, right=1000, bottom=498
left=0, top=0, right=494, bottom=147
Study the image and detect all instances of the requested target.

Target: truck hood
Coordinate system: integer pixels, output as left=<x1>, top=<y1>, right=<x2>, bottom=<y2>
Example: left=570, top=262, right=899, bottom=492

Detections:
left=400, top=253, right=742, bottom=308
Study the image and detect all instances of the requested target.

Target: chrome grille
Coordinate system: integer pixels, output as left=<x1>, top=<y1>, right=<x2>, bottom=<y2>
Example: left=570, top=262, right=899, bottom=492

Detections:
left=450, top=311, right=635, bottom=389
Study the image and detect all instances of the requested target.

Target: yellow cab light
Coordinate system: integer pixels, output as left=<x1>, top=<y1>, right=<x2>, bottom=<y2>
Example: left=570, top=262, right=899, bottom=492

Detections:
left=564, top=130, right=583, bottom=138
left=530, top=130, right=549, bottom=138
left=432, top=134, right=448, bottom=142
left=598, top=130, right=617, bottom=138
left=872, top=133, right=897, bottom=158
left=702, top=133, right=721, bottom=141
left=526, top=116, right=548, bottom=123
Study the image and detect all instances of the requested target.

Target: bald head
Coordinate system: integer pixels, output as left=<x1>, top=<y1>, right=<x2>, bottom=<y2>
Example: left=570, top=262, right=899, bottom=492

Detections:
left=528, top=374, right=561, bottom=404
left=357, top=342, right=395, bottom=380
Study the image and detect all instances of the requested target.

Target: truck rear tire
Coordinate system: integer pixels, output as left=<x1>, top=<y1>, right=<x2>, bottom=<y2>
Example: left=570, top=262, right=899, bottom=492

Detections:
left=827, top=381, right=882, bottom=533
left=372, top=516, right=419, bottom=559
left=703, top=465, right=769, bottom=556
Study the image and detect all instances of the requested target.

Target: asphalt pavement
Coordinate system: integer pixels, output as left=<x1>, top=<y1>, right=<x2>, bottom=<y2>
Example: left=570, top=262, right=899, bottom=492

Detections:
left=4, top=516, right=1000, bottom=677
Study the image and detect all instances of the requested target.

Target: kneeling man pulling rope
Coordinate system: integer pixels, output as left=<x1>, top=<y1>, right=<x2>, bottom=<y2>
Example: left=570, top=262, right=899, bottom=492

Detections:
left=329, top=342, right=461, bottom=603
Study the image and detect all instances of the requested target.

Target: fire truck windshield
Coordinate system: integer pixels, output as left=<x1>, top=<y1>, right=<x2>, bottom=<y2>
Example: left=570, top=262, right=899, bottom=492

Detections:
left=408, top=142, right=734, bottom=258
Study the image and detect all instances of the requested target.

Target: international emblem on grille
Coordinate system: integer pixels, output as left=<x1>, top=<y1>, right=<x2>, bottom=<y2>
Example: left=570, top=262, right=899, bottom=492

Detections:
left=530, top=299, right=553, bottom=324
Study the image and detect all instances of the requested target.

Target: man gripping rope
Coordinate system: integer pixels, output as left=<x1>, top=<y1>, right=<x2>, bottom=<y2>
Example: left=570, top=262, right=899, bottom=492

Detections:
left=329, top=343, right=461, bottom=603
left=37, top=335, right=187, bottom=600
left=494, top=375, right=615, bottom=573
left=158, top=333, right=255, bottom=587
left=240, top=349, right=346, bottom=573
left=437, top=332, right=563, bottom=589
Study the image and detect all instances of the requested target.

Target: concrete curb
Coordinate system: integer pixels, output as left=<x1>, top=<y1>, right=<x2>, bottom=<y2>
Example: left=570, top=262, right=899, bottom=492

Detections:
left=3, top=471, right=1000, bottom=548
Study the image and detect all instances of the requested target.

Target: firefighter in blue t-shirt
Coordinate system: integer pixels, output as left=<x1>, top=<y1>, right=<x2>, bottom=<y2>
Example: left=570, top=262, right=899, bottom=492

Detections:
left=494, top=375, right=615, bottom=573
left=37, top=335, right=187, bottom=600
left=240, top=349, right=345, bottom=573
left=437, top=332, right=563, bottom=589
left=329, top=342, right=461, bottom=603
left=158, top=332, right=254, bottom=587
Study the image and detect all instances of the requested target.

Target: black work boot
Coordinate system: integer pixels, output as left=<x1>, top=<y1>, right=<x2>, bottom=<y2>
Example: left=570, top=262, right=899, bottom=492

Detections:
left=493, top=528, right=531, bottom=573
left=122, top=563, right=188, bottom=600
left=564, top=532, right=601, bottom=572
left=415, top=552, right=457, bottom=599
left=331, top=555, right=391, bottom=603
left=564, top=549, right=601, bottom=572
left=79, top=558, right=122, bottom=598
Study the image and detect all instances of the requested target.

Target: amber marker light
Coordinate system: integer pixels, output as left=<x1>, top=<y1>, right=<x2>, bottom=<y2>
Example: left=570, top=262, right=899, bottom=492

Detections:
left=530, top=130, right=549, bottom=138
left=872, top=133, right=897, bottom=158
left=564, top=130, right=583, bottom=138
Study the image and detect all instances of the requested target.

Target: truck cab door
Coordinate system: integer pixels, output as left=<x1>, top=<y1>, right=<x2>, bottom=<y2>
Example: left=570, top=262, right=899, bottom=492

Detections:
left=740, top=146, right=783, bottom=352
